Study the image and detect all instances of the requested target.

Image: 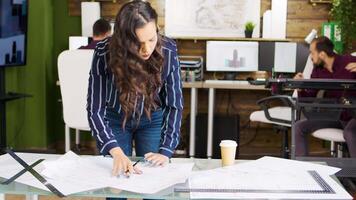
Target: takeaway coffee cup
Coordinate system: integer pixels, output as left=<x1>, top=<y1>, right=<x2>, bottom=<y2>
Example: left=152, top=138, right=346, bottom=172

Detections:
left=219, top=140, right=237, bottom=167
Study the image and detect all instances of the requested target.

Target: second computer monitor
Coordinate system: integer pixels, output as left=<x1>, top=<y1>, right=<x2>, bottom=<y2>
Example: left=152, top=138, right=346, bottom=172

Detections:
left=206, top=41, right=259, bottom=72
left=259, top=42, right=309, bottom=73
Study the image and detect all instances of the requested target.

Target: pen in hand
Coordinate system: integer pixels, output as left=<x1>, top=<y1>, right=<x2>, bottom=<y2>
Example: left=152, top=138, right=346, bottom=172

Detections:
left=124, top=159, right=143, bottom=177
left=133, top=158, right=143, bottom=167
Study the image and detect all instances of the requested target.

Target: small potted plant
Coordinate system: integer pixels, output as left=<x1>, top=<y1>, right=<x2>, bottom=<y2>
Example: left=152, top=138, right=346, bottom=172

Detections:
left=244, top=21, right=255, bottom=38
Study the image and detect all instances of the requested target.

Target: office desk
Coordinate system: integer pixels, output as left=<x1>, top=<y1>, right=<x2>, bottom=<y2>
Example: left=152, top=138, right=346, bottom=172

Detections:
left=267, top=78, right=356, bottom=159
left=0, top=153, right=346, bottom=200
left=203, top=80, right=268, bottom=158
left=203, top=80, right=267, bottom=90
left=0, top=155, right=226, bottom=200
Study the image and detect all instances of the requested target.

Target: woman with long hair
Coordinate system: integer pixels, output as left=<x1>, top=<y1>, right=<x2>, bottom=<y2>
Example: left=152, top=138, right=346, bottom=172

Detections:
left=87, top=0, right=183, bottom=177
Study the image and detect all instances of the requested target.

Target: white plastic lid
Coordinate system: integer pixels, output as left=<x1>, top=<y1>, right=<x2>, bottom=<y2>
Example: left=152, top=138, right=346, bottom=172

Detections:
left=219, top=140, right=237, bottom=147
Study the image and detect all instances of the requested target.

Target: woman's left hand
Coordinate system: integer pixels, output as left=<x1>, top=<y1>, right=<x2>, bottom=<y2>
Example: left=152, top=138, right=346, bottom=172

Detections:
left=144, top=152, right=169, bottom=166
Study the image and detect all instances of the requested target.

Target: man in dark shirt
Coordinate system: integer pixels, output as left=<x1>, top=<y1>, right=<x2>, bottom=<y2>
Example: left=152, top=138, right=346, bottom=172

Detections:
left=294, top=36, right=356, bottom=157
left=79, top=18, right=111, bottom=49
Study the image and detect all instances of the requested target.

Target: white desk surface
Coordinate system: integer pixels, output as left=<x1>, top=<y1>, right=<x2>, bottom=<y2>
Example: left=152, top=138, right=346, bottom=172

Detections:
left=203, top=80, right=267, bottom=90
left=57, top=80, right=267, bottom=90
left=182, top=81, right=204, bottom=88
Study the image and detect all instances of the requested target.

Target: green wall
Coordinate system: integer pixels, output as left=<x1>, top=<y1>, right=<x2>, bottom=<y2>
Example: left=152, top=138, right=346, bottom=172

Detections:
left=50, top=0, right=81, bottom=146
left=5, top=0, right=81, bottom=150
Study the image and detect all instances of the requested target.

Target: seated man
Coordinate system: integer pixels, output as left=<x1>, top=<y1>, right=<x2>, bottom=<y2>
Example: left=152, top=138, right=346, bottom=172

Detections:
left=294, top=36, right=356, bottom=157
left=79, top=18, right=111, bottom=49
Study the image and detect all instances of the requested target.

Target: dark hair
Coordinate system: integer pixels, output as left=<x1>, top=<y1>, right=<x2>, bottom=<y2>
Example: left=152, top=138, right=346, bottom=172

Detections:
left=311, top=36, right=335, bottom=57
left=93, top=18, right=111, bottom=37
left=109, top=0, right=163, bottom=127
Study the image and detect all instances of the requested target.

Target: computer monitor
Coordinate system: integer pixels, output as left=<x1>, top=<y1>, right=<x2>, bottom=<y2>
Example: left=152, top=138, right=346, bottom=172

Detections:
left=258, top=42, right=275, bottom=72
left=296, top=43, right=310, bottom=73
left=0, top=0, right=28, bottom=67
left=206, top=41, right=259, bottom=72
left=69, top=36, right=90, bottom=50
left=274, top=42, right=297, bottom=73
left=259, top=42, right=310, bottom=73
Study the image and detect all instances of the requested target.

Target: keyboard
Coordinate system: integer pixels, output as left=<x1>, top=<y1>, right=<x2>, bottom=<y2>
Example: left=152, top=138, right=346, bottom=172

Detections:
left=249, top=80, right=266, bottom=85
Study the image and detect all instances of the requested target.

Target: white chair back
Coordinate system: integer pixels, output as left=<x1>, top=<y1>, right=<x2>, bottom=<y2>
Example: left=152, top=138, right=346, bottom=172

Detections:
left=302, top=55, right=313, bottom=79
left=292, top=55, right=313, bottom=97
left=58, top=50, right=94, bottom=130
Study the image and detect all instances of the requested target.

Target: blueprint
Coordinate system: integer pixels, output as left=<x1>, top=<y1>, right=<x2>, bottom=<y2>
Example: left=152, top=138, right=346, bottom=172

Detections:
left=188, top=156, right=351, bottom=199
left=0, top=151, right=194, bottom=195
left=165, top=0, right=261, bottom=38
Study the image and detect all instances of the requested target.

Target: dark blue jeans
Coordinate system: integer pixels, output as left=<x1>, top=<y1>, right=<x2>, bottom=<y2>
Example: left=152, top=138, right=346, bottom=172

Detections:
left=105, top=109, right=163, bottom=200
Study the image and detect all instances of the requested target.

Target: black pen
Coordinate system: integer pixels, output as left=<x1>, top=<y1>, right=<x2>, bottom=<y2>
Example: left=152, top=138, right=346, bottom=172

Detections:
left=124, top=158, right=143, bottom=178
left=133, top=158, right=143, bottom=167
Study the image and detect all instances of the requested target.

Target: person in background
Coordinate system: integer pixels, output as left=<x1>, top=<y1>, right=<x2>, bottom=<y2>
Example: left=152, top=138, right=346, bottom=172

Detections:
left=79, top=18, right=111, bottom=49
left=293, top=36, right=356, bottom=157
left=86, top=0, right=183, bottom=186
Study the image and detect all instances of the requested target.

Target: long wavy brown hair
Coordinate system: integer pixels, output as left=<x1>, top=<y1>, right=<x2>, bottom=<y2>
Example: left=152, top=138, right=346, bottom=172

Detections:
left=109, top=1, right=164, bottom=127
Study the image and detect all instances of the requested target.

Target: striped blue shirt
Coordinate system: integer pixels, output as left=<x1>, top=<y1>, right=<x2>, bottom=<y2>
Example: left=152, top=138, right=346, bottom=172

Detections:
left=86, top=36, right=183, bottom=158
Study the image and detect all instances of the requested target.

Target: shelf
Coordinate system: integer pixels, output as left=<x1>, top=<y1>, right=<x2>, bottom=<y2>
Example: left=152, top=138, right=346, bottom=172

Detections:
left=172, top=36, right=291, bottom=42
left=310, top=0, right=332, bottom=6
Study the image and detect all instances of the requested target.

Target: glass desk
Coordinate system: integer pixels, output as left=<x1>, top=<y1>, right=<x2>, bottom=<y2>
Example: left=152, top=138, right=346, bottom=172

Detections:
left=0, top=156, right=228, bottom=200
left=0, top=155, right=344, bottom=200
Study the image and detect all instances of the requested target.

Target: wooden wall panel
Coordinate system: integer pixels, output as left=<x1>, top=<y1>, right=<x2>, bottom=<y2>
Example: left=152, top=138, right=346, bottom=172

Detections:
left=287, top=0, right=330, bottom=20
left=286, top=19, right=327, bottom=40
left=286, top=0, right=331, bottom=41
left=68, top=0, right=331, bottom=42
left=260, top=0, right=271, bottom=15
left=68, top=0, right=166, bottom=27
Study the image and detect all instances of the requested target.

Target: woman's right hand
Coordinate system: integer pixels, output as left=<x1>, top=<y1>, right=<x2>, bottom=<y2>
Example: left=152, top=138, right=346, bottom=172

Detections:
left=109, top=147, right=135, bottom=176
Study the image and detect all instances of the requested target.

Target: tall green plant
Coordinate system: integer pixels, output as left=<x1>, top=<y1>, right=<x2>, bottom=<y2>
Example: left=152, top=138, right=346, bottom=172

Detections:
left=330, top=0, right=356, bottom=51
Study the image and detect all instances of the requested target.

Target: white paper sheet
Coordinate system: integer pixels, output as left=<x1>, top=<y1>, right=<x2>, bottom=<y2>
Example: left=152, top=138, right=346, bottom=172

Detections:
left=236, top=156, right=341, bottom=175
left=188, top=156, right=351, bottom=199
left=0, top=152, right=194, bottom=196
left=41, top=152, right=113, bottom=195
left=85, top=156, right=194, bottom=194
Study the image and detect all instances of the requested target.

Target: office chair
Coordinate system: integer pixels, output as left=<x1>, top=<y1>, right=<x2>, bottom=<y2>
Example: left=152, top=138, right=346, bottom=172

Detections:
left=249, top=96, right=294, bottom=158
left=58, top=50, right=93, bottom=152
left=249, top=55, right=314, bottom=158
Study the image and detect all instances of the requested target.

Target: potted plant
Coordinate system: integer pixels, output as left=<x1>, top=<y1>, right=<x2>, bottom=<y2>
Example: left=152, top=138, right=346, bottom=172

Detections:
left=330, top=0, right=356, bottom=52
left=244, top=21, right=255, bottom=38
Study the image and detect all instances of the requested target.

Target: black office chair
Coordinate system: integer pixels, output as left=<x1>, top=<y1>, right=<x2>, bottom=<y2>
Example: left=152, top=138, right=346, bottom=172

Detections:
left=250, top=95, right=295, bottom=158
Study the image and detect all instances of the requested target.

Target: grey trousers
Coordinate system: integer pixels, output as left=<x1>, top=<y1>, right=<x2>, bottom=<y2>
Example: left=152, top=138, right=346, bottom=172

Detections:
left=294, top=119, right=356, bottom=157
